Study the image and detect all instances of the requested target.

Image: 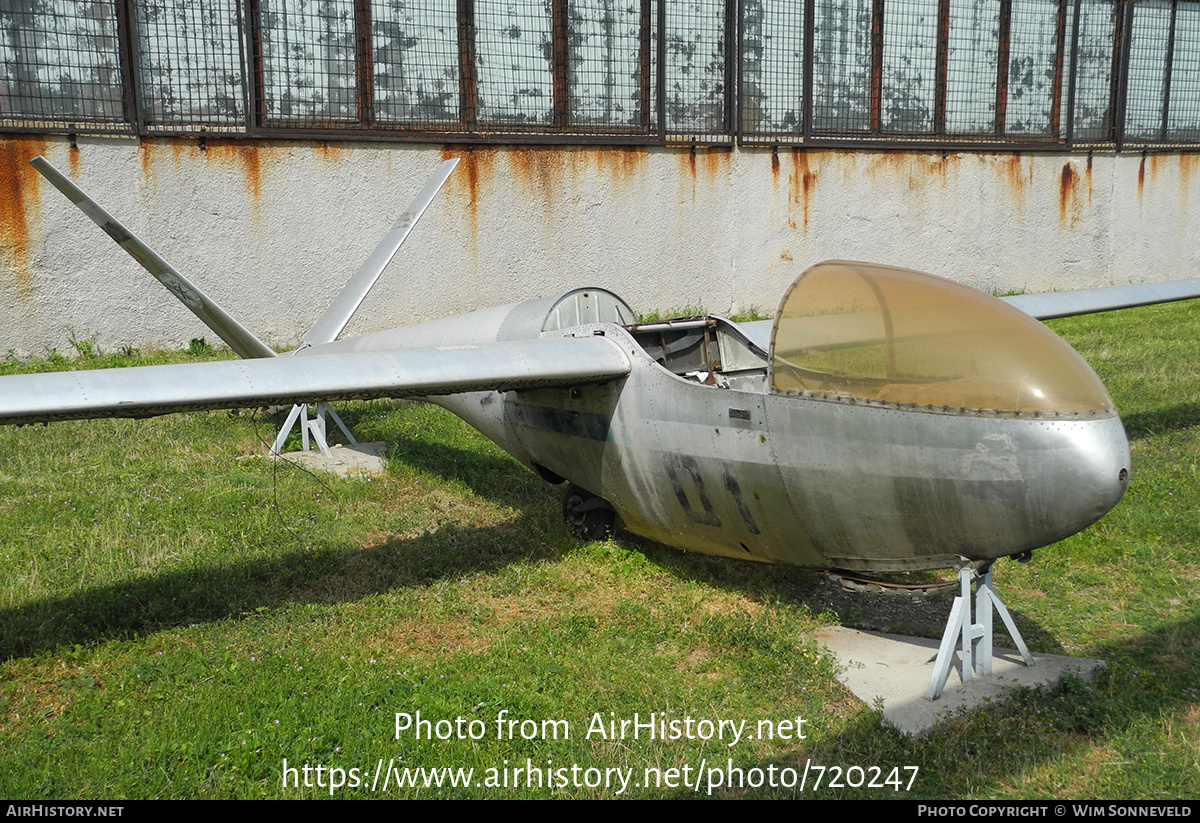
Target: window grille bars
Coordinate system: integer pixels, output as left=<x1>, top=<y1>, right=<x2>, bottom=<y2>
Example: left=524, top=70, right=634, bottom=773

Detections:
left=1, top=0, right=1196, bottom=149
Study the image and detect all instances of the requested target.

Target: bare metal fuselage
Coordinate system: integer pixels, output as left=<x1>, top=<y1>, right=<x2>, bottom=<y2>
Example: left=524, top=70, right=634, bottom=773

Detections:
left=440, top=332, right=1127, bottom=574
left=315, top=286, right=1129, bottom=574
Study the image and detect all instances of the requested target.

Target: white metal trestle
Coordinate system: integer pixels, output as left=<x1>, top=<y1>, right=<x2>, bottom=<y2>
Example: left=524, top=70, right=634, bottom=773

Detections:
left=269, top=402, right=357, bottom=458
left=927, top=565, right=1034, bottom=700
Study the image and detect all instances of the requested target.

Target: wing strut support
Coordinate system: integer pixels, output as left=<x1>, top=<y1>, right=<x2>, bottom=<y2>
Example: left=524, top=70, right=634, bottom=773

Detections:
left=272, top=158, right=458, bottom=457
left=926, top=565, right=1034, bottom=700
left=270, top=402, right=357, bottom=458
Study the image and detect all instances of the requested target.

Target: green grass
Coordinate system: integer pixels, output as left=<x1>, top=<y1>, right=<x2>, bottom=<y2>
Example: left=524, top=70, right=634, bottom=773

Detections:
left=0, top=301, right=1196, bottom=799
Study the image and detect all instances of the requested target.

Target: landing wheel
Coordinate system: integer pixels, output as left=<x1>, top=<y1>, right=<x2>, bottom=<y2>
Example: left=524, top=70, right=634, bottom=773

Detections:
left=562, top=484, right=615, bottom=541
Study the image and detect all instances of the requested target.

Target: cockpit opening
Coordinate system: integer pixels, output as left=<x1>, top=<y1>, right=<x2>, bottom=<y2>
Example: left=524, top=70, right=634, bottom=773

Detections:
left=625, top=316, right=769, bottom=392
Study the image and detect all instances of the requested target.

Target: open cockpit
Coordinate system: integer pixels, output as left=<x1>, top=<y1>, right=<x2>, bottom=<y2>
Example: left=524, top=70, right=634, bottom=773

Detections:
left=624, top=316, right=769, bottom=392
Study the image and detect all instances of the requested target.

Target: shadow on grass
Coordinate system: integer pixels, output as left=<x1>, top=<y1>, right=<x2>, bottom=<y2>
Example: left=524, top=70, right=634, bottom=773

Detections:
left=3, top=470, right=1195, bottom=797
left=0, top=519, right=561, bottom=660
left=6, top=404, right=1194, bottom=797
left=616, top=533, right=1068, bottom=654
left=1121, top=402, right=1200, bottom=438
left=655, top=605, right=1200, bottom=798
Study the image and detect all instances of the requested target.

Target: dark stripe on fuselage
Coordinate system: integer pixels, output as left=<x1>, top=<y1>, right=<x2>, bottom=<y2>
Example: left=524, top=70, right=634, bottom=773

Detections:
left=509, top=402, right=613, bottom=442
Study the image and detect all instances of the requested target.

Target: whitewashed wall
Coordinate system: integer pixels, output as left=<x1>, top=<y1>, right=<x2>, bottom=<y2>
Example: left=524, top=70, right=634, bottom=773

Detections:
left=1, top=134, right=1196, bottom=354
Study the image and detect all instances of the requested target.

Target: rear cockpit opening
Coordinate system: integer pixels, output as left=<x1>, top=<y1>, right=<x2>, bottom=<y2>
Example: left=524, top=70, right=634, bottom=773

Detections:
left=624, top=316, right=769, bottom=392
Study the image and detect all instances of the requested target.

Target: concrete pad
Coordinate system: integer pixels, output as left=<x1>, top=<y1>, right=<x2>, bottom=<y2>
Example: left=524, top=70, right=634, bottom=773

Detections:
left=277, top=441, right=387, bottom=477
left=816, top=626, right=1105, bottom=737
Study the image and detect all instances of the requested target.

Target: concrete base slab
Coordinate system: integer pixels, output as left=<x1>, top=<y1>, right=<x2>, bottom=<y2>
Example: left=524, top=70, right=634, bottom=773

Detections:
left=816, top=626, right=1105, bottom=737
left=277, top=441, right=387, bottom=478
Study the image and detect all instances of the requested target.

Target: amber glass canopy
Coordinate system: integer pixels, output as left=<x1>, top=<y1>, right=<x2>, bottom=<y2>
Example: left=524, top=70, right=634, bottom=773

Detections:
left=769, top=262, right=1115, bottom=416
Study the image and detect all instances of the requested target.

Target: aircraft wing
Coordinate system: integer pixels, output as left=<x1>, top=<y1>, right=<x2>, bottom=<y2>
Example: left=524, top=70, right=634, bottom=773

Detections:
left=0, top=337, right=630, bottom=426
left=999, top=279, right=1200, bottom=319
left=733, top=278, right=1200, bottom=350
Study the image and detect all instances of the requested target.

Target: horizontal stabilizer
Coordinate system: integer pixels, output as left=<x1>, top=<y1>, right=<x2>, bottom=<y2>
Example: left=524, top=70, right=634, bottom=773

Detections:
left=30, top=156, right=276, bottom=360
left=1001, top=279, right=1200, bottom=319
left=0, top=336, right=630, bottom=426
left=302, top=158, right=459, bottom=347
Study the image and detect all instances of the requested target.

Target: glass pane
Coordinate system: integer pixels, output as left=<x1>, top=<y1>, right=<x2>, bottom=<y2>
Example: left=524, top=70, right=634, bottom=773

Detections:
left=568, top=0, right=644, bottom=127
left=882, top=0, right=939, bottom=133
left=475, top=0, right=553, bottom=125
left=812, top=0, right=871, bottom=132
left=741, top=0, right=805, bottom=135
left=1070, top=0, right=1117, bottom=141
left=136, top=0, right=246, bottom=127
left=372, top=0, right=460, bottom=124
left=663, top=0, right=727, bottom=134
left=0, top=0, right=125, bottom=123
left=1123, top=0, right=1171, bottom=139
left=1167, top=3, right=1200, bottom=139
left=945, top=0, right=999, bottom=134
left=260, top=0, right=358, bottom=123
left=1005, top=0, right=1060, bottom=135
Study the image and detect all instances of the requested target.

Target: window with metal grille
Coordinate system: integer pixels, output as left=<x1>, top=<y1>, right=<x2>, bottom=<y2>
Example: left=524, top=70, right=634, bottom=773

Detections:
left=1, top=0, right=1197, bottom=149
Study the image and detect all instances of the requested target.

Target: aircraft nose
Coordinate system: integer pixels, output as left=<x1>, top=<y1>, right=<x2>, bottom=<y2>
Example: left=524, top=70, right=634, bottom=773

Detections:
left=1048, top=413, right=1130, bottom=539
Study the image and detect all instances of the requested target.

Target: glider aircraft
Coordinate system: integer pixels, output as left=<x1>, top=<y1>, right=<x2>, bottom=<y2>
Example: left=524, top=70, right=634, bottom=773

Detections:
left=3, top=157, right=1197, bottom=696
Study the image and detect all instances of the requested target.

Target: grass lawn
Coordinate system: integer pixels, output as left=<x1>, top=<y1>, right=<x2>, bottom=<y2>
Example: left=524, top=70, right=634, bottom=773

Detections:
left=0, top=300, right=1196, bottom=799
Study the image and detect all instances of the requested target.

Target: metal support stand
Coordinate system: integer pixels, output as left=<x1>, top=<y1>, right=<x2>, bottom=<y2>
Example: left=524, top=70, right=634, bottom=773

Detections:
left=927, top=565, right=1034, bottom=700
left=270, top=402, right=357, bottom=458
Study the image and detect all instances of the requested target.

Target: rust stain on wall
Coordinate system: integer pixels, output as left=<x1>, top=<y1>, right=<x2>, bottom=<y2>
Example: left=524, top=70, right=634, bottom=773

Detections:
left=1174, top=153, right=1198, bottom=213
left=444, top=146, right=484, bottom=214
left=1179, top=153, right=1199, bottom=189
left=865, top=150, right=907, bottom=182
left=67, top=144, right=81, bottom=176
left=0, top=137, right=47, bottom=300
left=770, top=148, right=780, bottom=183
left=204, top=139, right=263, bottom=203
left=236, top=143, right=262, bottom=201
left=698, top=146, right=730, bottom=185
left=1147, top=153, right=1166, bottom=186
left=1002, top=154, right=1031, bottom=208
left=1085, top=153, right=1093, bottom=205
left=1137, top=155, right=1146, bottom=200
left=864, top=150, right=956, bottom=190
left=577, top=145, right=645, bottom=185
left=788, top=149, right=817, bottom=231
left=1059, top=161, right=1080, bottom=227
left=441, top=145, right=495, bottom=244
left=675, top=147, right=699, bottom=200
left=508, top=147, right=565, bottom=203
left=140, top=139, right=153, bottom=178
left=313, top=142, right=342, bottom=164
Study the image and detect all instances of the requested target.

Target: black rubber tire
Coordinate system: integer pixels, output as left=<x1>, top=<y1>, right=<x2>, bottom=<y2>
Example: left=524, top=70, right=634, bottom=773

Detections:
left=562, top=484, right=615, bottom=541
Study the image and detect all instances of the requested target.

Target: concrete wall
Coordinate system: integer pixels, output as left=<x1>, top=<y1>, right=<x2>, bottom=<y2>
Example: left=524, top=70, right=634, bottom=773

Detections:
left=1, top=134, right=1196, bottom=355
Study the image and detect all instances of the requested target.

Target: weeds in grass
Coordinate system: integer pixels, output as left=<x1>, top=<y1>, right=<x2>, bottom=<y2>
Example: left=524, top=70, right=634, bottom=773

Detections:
left=65, top=328, right=102, bottom=361
left=186, top=337, right=215, bottom=357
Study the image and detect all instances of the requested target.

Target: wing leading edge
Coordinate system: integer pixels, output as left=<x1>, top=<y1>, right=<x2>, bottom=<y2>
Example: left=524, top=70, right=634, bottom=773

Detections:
left=0, top=337, right=630, bottom=427
left=999, top=279, right=1200, bottom=319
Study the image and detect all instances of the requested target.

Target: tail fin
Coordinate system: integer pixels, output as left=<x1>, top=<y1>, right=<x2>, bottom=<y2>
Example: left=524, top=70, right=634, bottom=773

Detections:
left=299, top=158, right=458, bottom=348
left=30, top=156, right=276, bottom=360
